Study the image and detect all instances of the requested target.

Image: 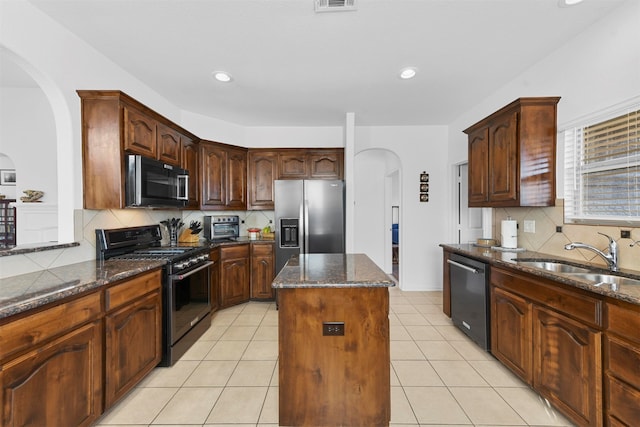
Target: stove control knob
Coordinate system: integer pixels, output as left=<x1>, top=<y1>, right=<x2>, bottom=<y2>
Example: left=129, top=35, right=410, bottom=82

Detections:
left=175, top=262, right=186, bottom=270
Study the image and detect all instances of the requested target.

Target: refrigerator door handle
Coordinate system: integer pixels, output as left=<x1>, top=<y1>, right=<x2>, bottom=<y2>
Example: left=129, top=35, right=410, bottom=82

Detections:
left=303, top=198, right=309, bottom=254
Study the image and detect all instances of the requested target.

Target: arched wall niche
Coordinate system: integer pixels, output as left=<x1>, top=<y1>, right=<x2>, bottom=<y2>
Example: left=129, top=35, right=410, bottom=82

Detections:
left=0, top=46, right=75, bottom=244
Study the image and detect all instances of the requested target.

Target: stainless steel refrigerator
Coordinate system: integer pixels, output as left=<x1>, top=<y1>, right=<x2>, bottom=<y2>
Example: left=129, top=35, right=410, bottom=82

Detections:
left=274, top=180, right=345, bottom=273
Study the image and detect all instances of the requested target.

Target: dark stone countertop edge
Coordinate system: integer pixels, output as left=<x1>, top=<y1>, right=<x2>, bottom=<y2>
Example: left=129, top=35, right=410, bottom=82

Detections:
left=0, top=260, right=165, bottom=320
left=273, top=282, right=396, bottom=289
left=440, top=243, right=640, bottom=305
left=0, top=241, right=80, bottom=257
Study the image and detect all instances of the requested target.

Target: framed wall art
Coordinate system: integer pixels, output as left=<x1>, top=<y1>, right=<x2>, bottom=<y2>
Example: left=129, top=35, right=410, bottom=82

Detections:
left=0, top=170, right=16, bottom=186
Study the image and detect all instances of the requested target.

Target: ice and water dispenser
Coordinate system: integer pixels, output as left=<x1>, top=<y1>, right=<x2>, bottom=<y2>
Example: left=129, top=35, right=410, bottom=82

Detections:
left=280, top=218, right=299, bottom=248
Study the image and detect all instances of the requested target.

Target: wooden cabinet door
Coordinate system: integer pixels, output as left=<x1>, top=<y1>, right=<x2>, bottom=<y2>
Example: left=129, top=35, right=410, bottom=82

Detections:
left=248, top=150, right=278, bottom=210
left=278, top=151, right=308, bottom=179
left=226, top=148, right=247, bottom=209
left=220, top=246, right=250, bottom=308
left=467, top=127, right=489, bottom=206
left=124, top=107, right=157, bottom=158
left=0, top=321, right=103, bottom=427
left=104, top=291, right=162, bottom=409
left=157, top=123, right=181, bottom=166
left=201, top=142, right=227, bottom=208
left=491, top=286, right=532, bottom=384
left=210, top=249, right=220, bottom=312
left=181, top=137, right=199, bottom=208
left=533, top=305, right=602, bottom=427
left=488, top=111, right=518, bottom=204
left=309, top=150, right=343, bottom=179
left=251, top=243, right=275, bottom=300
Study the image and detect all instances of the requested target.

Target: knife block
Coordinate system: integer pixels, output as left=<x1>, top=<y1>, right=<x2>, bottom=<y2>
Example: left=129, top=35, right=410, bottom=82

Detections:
left=178, top=229, right=200, bottom=243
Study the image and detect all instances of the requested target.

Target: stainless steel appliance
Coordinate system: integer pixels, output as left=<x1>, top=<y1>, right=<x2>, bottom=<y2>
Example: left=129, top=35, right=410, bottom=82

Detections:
left=96, top=225, right=212, bottom=366
left=125, top=154, right=189, bottom=208
left=204, top=215, right=240, bottom=242
left=274, top=180, right=345, bottom=273
left=447, top=253, right=490, bottom=350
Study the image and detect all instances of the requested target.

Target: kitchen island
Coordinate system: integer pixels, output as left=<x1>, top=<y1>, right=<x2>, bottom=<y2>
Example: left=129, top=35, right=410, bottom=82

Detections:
left=272, top=253, right=395, bottom=427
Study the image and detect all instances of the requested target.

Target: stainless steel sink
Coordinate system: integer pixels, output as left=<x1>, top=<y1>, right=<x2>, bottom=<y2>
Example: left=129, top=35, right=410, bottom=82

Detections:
left=565, top=273, right=640, bottom=287
left=513, top=260, right=593, bottom=274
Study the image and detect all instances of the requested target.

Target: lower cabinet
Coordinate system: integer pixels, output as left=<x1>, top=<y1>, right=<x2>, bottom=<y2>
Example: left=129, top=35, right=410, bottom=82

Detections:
left=219, top=244, right=250, bottom=308
left=0, top=321, right=103, bottom=427
left=0, top=268, right=163, bottom=426
left=532, top=306, right=602, bottom=426
left=491, top=286, right=532, bottom=384
left=490, top=267, right=603, bottom=427
left=251, top=242, right=275, bottom=300
left=104, top=270, right=162, bottom=408
left=604, top=299, right=640, bottom=426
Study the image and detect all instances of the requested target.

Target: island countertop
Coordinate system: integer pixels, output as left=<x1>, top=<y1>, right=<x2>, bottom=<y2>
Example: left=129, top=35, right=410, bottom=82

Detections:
left=272, top=253, right=396, bottom=288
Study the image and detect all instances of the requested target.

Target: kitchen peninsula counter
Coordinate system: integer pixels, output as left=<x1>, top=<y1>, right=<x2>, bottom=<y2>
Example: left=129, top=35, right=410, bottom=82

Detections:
left=0, top=259, right=164, bottom=319
left=274, top=253, right=394, bottom=427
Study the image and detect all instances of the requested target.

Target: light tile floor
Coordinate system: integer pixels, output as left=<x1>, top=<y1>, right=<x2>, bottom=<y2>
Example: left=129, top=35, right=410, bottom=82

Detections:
left=96, top=288, right=575, bottom=426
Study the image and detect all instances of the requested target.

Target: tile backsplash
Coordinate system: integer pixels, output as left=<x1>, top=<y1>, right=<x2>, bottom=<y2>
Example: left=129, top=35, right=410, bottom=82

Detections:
left=493, top=199, right=639, bottom=271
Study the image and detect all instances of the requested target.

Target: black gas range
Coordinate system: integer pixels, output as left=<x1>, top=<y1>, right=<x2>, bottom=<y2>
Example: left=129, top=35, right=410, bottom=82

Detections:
left=96, top=225, right=212, bottom=366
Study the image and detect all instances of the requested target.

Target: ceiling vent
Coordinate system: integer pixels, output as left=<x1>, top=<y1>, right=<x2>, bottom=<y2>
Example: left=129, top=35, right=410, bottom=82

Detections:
left=315, top=0, right=357, bottom=13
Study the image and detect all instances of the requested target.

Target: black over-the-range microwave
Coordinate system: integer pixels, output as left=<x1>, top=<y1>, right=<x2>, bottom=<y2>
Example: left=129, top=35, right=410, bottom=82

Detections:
left=125, top=154, right=189, bottom=208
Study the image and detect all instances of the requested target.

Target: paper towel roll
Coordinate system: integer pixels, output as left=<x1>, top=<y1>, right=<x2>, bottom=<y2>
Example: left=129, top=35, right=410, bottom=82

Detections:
left=501, top=219, right=518, bottom=249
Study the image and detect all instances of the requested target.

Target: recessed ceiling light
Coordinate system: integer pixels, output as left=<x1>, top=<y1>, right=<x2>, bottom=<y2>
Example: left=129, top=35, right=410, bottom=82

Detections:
left=399, top=67, right=417, bottom=80
left=558, top=0, right=584, bottom=7
left=213, top=71, right=232, bottom=82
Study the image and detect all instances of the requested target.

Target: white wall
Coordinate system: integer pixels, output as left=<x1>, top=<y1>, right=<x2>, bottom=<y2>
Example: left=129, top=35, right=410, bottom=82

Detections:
left=356, top=126, right=449, bottom=290
left=0, top=88, right=57, bottom=202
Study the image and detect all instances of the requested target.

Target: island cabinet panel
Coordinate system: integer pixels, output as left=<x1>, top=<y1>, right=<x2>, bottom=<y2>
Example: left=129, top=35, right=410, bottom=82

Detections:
left=278, top=287, right=390, bottom=426
left=247, top=150, right=278, bottom=210
left=0, top=321, right=103, bottom=427
left=250, top=242, right=275, bottom=300
left=491, top=286, right=532, bottom=384
left=533, top=306, right=602, bottom=427
left=464, top=97, right=560, bottom=207
left=219, top=245, right=250, bottom=308
left=604, top=299, right=640, bottom=426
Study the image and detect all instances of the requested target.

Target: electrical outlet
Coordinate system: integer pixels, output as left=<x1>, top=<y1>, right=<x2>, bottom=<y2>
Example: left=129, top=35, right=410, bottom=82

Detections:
left=621, top=230, right=631, bottom=239
left=524, top=220, right=536, bottom=233
left=323, top=322, right=344, bottom=336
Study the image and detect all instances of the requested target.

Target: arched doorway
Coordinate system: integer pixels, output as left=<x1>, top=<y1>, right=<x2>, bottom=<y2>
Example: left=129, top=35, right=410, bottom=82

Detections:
left=353, top=149, right=401, bottom=281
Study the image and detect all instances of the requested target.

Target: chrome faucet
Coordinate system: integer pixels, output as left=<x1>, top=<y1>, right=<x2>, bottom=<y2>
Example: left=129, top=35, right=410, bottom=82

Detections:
left=564, top=232, right=618, bottom=271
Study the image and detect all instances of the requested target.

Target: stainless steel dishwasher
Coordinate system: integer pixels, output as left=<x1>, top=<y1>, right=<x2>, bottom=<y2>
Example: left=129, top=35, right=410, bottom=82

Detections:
left=447, top=253, right=490, bottom=350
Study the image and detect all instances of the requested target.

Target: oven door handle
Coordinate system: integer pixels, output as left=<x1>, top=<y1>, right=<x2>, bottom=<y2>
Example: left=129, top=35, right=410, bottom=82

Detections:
left=170, top=261, right=214, bottom=281
left=447, top=259, right=481, bottom=274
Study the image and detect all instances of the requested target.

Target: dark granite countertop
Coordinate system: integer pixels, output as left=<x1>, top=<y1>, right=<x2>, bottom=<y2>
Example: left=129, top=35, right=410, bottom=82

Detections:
left=272, top=253, right=396, bottom=289
left=440, top=243, right=640, bottom=305
left=0, top=241, right=80, bottom=257
left=0, top=259, right=165, bottom=320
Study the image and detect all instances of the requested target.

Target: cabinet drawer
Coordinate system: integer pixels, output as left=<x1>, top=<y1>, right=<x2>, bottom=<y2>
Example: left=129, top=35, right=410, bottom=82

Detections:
left=491, top=267, right=602, bottom=327
left=0, top=291, right=102, bottom=362
left=251, top=242, right=273, bottom=256
left=105, top=270, right=162, bottom=312
left=606, top=300, right=640, bottom=344
left=605, top=335, right=640, bottom=390
left=606, top=375, right=640, bottom=426
left=220, top=244, right=249, bottom=260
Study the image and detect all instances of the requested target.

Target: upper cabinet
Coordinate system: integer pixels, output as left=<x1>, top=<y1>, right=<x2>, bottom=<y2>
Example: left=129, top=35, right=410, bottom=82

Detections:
left=463, top=97, right=560, bottom=207
left=78, top=90, right=199, bottom=209
left=247, top=148, right=344, bottom=210
left=200, top=140, right=247, bottom=210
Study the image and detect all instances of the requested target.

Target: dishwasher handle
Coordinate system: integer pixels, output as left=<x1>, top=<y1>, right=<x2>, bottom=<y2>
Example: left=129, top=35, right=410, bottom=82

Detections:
left=447, top=259, right=482, bottom=274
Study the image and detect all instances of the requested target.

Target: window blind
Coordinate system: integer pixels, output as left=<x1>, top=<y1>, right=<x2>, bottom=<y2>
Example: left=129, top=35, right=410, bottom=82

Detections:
left=564, top=104, right=640, bottom=224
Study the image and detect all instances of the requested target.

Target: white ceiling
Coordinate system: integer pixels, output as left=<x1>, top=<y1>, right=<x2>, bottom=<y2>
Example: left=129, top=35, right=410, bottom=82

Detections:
left=2, top=0, right=627, bottom=126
